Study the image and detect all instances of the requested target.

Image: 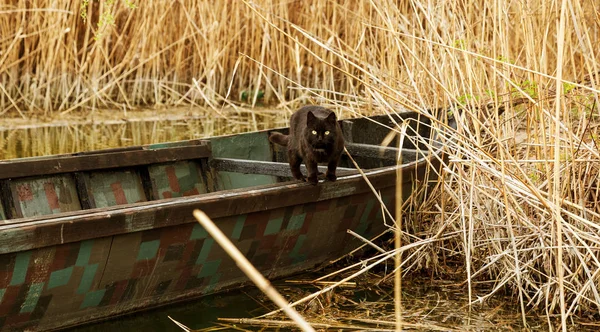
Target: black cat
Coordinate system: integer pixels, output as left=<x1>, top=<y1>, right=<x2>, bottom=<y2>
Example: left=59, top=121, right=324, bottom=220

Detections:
left=269, top=106, right=344, bottom=185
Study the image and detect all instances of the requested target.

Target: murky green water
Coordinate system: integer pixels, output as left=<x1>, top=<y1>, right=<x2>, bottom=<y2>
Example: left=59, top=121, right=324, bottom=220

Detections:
left=65, top=286, right=267, bottom=332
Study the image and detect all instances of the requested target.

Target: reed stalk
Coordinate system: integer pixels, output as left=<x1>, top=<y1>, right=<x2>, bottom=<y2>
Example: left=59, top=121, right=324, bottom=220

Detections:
left=192, top=209, right=314, bottom=332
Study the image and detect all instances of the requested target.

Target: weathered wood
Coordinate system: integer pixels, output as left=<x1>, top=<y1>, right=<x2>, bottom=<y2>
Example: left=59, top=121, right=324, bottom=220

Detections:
left=346, top=142, right=397, bottom=159
left=0, top=183, right=401, bottom=332
left=341, top=120, right=354, bottom=143
left=74, top=172, right=94, bottom=210
left=198, top=158, right=217, bottom=193
left=0, top=157, right=435, bottom=254
left=138, top=166, right=157, bottom=201
left=0, top=180, right=16, bottom=220
left=344, top=113, right=434, bottom=150
left=210, top=158, right=357, bottom=178
left=0, top=144, right=212, bottom=180
left=346, top=143, right=425, bottom=163
left=261, top=142, right=419, bottom=163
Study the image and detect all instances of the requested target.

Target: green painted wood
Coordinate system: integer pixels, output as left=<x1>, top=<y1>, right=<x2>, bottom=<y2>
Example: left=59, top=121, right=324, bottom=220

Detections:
left=0, top=143, right=211, bottom=180
left=210, top=132, right=278, bottom=190
left=347, top=113, right=432, bottom=149
left=210, top=158, right=356, bottom=177
left=148, top=161, right=208, bottom=199
left=10, top=175, right=82, bottom=218
left=0, top=181, right=16, bottom=220
left=0, top=186, right=396, bottom=332
left=0, top=160, right=432, bottom=254
left=83, top=170, right=147, bottom=208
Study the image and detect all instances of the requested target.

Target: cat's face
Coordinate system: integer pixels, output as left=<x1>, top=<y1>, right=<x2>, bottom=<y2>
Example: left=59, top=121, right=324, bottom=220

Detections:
left=305, top=111, right=338, bottom=150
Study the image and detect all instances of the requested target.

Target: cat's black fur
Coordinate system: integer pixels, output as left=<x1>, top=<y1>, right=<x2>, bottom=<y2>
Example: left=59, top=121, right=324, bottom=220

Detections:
left=269, top=106, right=344, bottom=185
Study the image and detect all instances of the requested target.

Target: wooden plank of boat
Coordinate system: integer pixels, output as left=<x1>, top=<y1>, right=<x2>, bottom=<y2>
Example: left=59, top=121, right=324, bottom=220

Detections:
left=210, top=158, right=358, bottom=177
left=0, top=142, right=212, bottom=180
left=0, top=112, right=451, bottom=332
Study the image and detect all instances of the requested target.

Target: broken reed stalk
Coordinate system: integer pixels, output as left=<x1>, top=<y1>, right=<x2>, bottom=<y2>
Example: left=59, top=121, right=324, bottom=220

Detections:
left=192, top=209, right=315, bottom=332
left=394, top=123, right=407, bottom=331
left=346, top=229, right=386, bottom=254
left=218, top=317, right=457, bottom=331
left=284, top=280, right=356, bottom=287
left=167, top=316, right=192, bottom=332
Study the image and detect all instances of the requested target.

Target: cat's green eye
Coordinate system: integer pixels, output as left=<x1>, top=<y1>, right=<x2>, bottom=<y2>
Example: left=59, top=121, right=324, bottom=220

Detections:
left=324, top=131, right=330, bottom=135
left=311, top=130, right=317, bottom=135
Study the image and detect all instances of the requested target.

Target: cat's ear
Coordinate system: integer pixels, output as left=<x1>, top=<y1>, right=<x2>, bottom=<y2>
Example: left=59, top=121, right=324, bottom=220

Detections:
left=306, top=111, right=317, bottom=125
left=326, top=112, right=337, bottom=123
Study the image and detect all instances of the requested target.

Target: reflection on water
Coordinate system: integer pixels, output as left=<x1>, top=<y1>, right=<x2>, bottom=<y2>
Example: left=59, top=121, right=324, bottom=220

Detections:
left=0, top=108, right=290, bottom=159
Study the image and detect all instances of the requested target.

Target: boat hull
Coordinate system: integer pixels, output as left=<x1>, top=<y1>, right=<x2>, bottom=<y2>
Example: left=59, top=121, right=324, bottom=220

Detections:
left=0, top=112, right=447, bottom=331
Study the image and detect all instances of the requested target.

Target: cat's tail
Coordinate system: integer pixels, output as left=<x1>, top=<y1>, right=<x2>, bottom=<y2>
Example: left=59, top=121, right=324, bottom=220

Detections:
left=268, top=132, right=289, bottom=147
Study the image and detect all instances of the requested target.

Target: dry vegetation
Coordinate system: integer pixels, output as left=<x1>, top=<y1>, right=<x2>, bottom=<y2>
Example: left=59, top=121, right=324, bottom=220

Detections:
left=0, top=0, right=391, bottom=114
left=2, top=0, right=600, bottom=330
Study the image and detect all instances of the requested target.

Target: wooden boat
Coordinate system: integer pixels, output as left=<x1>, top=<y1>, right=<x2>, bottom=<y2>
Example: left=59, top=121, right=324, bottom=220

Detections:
left=0, top=111, right=451, bottom=331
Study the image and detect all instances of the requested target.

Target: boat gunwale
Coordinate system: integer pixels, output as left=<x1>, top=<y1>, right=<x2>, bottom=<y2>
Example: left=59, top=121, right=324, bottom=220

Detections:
left=0, top=142, right=212, bottom=180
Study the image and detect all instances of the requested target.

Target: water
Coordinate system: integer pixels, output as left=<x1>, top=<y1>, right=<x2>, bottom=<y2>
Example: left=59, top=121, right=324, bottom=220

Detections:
left=0, top=107, right=290, bottom=159
left=65, top=286, right=267, bottom=332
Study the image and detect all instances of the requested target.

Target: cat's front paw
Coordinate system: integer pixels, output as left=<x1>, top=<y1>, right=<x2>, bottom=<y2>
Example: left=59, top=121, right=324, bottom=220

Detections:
left=325, top=172, right=337, bottom=182
left=291, top=172, right=306, bottom=182
left=307, top=175, right=319, bottom=185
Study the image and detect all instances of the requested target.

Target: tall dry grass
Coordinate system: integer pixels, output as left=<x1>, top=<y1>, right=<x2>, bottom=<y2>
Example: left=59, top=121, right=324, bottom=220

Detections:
left=1, top=0, right=394, bottom=114
left=239, top=0, right=600, bottom=330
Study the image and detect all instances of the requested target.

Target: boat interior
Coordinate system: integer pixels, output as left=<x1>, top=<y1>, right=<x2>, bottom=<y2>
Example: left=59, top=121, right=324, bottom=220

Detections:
left=0, top=112, right=439, bottom=223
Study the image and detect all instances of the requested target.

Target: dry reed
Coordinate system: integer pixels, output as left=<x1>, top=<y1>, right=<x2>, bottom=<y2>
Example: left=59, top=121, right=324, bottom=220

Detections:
left=1, top=0, right=402, bottom=114
left=236, top=1, right=600, bottom=330
left=192, top=209, right=314, bottom=332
